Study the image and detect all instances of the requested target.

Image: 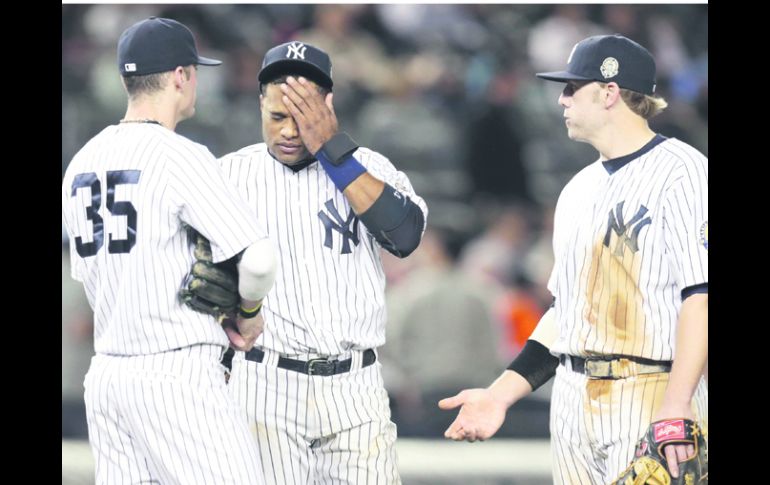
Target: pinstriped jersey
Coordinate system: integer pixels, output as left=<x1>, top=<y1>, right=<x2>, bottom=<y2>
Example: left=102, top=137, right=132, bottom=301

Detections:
left=218, top=143, right=428, bottom=356
left=548, top=135, right=708, bottom=360
left=62, top=123, right=267, bottom=356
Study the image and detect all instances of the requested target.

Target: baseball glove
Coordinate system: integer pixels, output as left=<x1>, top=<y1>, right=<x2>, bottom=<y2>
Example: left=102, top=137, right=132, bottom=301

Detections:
left=612, top=418, right=707, bottom=485
left=179, top=231, right=240, bottom=318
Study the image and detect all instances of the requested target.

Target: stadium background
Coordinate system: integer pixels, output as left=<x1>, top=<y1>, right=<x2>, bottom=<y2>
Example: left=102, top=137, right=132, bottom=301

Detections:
left=62, top=4, right=708, bottom=484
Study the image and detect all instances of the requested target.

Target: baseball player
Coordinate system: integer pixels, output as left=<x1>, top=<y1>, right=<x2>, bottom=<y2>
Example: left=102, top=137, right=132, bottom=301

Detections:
left=440, top=34, right=708, bottom=484
left=188, top=41, right=428, bottom=484
left=61, top=17, right=277, bottom=484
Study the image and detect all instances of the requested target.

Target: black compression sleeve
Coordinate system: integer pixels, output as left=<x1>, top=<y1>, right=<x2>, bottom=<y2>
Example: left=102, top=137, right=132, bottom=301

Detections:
left=358, top=183, right=424, bottom=258
left=507, top=340, right=559, bottom=391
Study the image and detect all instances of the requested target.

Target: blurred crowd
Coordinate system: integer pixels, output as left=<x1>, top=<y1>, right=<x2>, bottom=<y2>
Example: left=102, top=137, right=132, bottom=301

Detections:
left=62, top=4, right=708, bottom=438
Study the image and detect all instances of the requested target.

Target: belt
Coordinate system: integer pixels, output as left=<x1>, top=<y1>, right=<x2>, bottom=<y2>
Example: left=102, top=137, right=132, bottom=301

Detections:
left=559, top=354, right=672, bottom=379
left=243, top=347, right=377, bottom=376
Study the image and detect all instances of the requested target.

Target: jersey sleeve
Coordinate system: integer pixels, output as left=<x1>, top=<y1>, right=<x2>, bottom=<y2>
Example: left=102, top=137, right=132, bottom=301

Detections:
left=354, top=148, right=428, bottom=232
left=662, top=157, right=708, bottom=292
left=546, top=174, right=576, bottom=296
left=167, top=143, right=266, bottom=263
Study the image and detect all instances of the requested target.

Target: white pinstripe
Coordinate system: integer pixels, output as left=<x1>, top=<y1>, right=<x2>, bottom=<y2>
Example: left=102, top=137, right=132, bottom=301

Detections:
left=230, top=352, right=399, bottom=485
left=85, top=345, right=265, bottom=484
left=549, top=137, right=707, bottom=359
left=62, top=124, right=268, bottom=355
left=219, top=144, right=424, bottom=484
left=218, top=144, right=425, bottom=356
left=545, top=136, right=708, bottom=483
left=63, top=123, right=267, bottom=484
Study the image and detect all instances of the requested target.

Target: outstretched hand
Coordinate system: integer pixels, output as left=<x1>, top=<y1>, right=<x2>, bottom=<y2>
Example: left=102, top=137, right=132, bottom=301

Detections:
left=438, top=388, right=508, bottom=442
left=280, top=76, right=338, bottom=154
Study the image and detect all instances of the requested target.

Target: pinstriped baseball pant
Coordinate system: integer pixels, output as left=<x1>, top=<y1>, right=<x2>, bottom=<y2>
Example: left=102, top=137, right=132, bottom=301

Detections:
left=84, top=344, right=265, bottom=484
left=229, top=348, right=400, bottom=484
left=550, top=361, right=708, bottom=484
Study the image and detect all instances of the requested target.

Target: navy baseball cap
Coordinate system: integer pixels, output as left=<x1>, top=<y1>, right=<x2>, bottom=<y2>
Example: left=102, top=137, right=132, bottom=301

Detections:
left=536, top=34, right=657, bottom=95
left=118, top=17, right=222, bottom=77
left=258, top=41, right=333, bottom=90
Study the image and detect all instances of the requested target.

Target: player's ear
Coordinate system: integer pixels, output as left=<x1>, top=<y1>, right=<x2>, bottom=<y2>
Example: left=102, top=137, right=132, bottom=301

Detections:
left=171, top=66, right=187, bottom=90
left=604, top=82, right=622, bottom=108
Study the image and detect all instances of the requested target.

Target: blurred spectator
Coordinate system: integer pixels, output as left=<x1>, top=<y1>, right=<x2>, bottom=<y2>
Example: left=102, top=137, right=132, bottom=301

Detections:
left=495, top=274, right=546, bottom=360
left=522, top=204, right=555, bottom=304
left=375, top=4, right=488, bottom=52
left=458, top=204, right=533, bottom=286
left=601, top=4, right=648, bottom=46
left=296, top=5, right=404, bottom=120
left=527, top=5, right=604, bottom=72
left=461, top=74, right=533, bottom=204
left=381, top=229, right=504, bottom=436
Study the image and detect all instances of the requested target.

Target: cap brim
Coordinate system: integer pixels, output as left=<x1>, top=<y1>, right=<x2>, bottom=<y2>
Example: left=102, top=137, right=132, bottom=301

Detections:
left=258, top=60, right=333, bottom=90
left=197, top=56, right=222, bottom=66
left=535, top=70, right=592, bottom=83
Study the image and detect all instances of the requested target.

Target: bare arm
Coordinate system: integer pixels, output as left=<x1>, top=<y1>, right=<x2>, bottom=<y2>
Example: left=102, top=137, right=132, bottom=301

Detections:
left=652, top=293, right=708, bottom=477
left=658, top=293, right=708, bottom=411
left=343, top=172, right=385, bottom=215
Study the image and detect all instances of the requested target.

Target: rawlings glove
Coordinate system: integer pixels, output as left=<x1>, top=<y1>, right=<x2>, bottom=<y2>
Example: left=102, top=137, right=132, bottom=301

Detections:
left=179, top=231, right=240, bottom=318
left=612, top=418, right=708, bottom=485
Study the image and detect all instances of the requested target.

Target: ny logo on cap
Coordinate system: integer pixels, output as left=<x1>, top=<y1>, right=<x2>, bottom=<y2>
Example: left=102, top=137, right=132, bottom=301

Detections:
left=286, top=41, right=307, bottom=60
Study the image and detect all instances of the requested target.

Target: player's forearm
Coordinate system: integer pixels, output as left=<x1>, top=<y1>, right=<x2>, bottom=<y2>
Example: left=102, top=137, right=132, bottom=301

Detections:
left=315, top=134, right=425, bottom=257
left=502, top=307, right=560, bottom=391
left=488, top=370, right=534, bottom=408
left=343, top=172, right=385, bottom=214
left=661, top=293, right=708, bottom=407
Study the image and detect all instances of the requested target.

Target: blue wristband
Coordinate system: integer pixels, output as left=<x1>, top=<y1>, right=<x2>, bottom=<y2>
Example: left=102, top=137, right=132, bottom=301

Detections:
left=317, top=151, right=367, bottom=191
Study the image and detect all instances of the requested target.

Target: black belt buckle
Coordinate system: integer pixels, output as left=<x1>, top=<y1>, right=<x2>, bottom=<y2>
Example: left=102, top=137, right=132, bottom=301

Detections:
left=306, top=358, right=336, bottom=376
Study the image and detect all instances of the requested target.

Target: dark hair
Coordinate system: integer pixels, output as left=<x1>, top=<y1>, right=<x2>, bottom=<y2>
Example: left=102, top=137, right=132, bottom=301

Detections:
left=123, top=66, right=193, bottom=99
left=259, top=74, right=330, bottom=97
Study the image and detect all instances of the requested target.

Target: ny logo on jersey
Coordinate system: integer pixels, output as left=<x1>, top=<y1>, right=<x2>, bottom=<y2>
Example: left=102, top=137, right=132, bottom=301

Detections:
left=318, top=199, right=359, bottom=254
left=286, top=41, right=307, bottom=60
left=603, top=201, right=651, bottom=257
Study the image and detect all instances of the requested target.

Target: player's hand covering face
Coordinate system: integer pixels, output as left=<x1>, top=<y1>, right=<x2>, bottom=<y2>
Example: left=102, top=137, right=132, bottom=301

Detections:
left=260, top=82, right=313, bottom=165
left=279, top=76, right=338, bottom=155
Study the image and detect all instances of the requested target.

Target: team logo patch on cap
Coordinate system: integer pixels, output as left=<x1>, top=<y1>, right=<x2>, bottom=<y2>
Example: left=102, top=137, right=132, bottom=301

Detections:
left=600, top=57, right=619, bottom=79
left=286, top=41, right=307, bottom=60
left=699, top=221, right=708, bottom=250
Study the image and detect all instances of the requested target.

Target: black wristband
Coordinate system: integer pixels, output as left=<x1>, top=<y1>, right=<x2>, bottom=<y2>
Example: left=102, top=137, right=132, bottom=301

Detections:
left=239, top=302, right=262, bottom=319
left=316, top=132, right=359, bottom=166
left=507, top=340, right=559, bottom=391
